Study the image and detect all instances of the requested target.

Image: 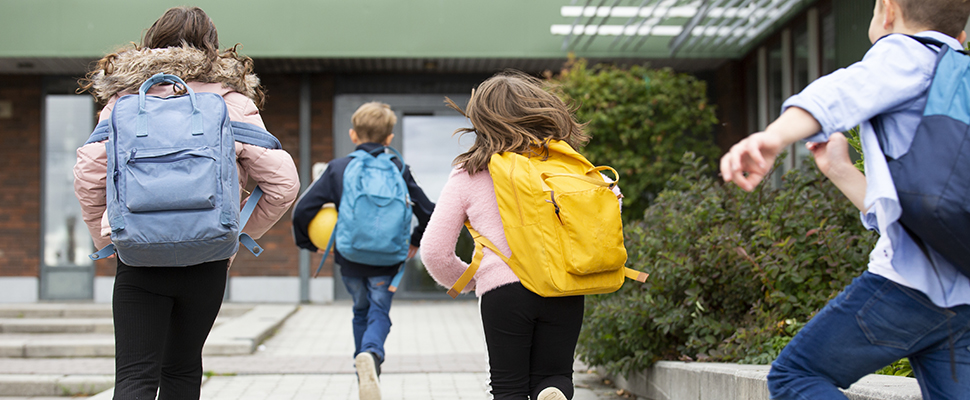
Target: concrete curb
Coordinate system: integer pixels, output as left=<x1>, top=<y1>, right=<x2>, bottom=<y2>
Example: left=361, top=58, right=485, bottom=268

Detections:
left=609, top=361, right=922, bottom=400
left=204, top=304, right=299, bottom=355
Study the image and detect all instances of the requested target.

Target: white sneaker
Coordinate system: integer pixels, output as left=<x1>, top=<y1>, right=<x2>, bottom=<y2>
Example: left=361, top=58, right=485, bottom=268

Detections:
left=537, top=386, right=567, bottom=400
left=355, top=352, right=381, bottom=400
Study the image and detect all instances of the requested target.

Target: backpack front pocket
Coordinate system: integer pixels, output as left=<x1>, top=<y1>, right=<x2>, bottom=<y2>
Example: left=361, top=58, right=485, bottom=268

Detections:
left=555, top=187, right=626, bottom=275
left=124, top=147, right=219, bottom=212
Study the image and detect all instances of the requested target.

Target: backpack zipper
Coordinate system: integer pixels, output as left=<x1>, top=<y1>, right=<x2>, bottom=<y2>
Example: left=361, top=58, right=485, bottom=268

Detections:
left=547, top=191, right=564, bottom=225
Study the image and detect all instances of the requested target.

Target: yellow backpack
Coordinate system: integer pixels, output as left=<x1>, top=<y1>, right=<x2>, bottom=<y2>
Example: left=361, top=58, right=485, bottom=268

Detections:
left=448, top=140, right=647, bottom=298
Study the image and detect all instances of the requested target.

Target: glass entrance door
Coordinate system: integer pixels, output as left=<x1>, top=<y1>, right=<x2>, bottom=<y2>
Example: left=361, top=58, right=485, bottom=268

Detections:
left=396, top=115, right=474, bottom=297
left=40, top=94, right=95, bottom=300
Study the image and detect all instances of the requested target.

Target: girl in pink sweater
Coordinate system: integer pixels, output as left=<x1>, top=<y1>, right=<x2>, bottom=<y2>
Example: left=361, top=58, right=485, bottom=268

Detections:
left=421, top=71, right=595, bottom=400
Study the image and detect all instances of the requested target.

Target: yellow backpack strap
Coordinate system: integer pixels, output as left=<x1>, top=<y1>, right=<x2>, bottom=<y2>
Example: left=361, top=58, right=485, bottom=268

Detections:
left=625, top=267, right=649, bottom=282
left=448, top=222, right=510, bottom=298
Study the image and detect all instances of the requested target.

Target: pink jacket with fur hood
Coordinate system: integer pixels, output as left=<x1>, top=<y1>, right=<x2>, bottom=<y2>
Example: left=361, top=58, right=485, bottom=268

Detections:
left=73, top=46, right=300, bottom=252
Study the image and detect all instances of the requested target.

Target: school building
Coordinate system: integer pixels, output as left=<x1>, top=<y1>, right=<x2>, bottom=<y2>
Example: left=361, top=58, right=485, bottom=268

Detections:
left=0, top=0, right=932, bottom=303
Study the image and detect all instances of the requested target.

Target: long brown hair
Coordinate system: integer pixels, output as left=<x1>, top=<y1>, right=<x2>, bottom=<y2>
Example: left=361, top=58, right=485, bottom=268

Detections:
left=79, top=6, right=265, bottom=108
left=446, top=70, right=589, bottom=174
left=142, top=6, right=221, bottom=64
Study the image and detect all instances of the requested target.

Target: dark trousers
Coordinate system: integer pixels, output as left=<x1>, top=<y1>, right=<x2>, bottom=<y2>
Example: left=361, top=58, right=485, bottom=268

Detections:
left=480, top=282, right=585, bottom=400
left=112, top=259, right=228, bottom=400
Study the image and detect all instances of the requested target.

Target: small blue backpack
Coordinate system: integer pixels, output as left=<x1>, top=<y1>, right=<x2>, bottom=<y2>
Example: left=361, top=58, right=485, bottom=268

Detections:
left=85, top=73, right=281, bottom=267
left=885, top=36, right=970, bottom=277
left=321, top=147, right=413, bottom=267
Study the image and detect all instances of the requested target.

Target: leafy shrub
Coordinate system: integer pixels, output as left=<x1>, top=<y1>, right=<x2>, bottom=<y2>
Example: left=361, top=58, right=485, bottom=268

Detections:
left=876, top=358, right=914, bottom=377
left=577, top=153, right=877, bottom=375
left=550, top=59, right=720, bottom=220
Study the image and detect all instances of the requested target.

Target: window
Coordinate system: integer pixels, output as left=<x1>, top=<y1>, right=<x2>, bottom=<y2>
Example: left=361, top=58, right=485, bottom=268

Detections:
left=741, top=5, right=829, bottom=178
left=44, top=95, right=95, bottom=268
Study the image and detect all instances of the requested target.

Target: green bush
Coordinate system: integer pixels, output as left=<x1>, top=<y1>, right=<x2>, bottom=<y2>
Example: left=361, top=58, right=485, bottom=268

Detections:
left=577, top=153, right=877, bottom=375
left=551, top=59, right=720, bottom=220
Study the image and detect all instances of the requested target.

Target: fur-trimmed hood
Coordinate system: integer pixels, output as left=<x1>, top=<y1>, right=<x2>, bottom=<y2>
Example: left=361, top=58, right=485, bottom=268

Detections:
left=86, top=46, right=260, bottom=103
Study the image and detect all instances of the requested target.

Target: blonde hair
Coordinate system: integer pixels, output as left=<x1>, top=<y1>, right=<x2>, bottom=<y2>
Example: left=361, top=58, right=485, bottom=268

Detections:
left=893, top=0, right=970, bottom=38
left=445, top=70, right=589, bottom=175
left=351, top=102, right=397, bottom=143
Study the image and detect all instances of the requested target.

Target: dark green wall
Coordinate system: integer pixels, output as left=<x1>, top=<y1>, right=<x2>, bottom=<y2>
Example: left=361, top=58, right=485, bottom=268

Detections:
left=834, top=0, right=875, bottom=68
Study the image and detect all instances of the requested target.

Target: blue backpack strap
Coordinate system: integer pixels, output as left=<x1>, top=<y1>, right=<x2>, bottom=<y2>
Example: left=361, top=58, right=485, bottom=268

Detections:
left=89, top=243, right=115, bottom=261
left=312, top=226, right=338, bottom=278
left=383, top=146, right=407, bottom=176
left=388, top=265, right=405, bottom=292
left=238, top=186, right=265, bottom=257
left=232, top=121, right=282, bottom=149
left=906, top=34, right=946, bottom=49
left=85, top=120, right=111, bottom=144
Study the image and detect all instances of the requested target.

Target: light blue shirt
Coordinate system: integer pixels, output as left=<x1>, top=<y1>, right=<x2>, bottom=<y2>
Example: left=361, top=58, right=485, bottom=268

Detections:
left=783, top=31, right=970, bottom=308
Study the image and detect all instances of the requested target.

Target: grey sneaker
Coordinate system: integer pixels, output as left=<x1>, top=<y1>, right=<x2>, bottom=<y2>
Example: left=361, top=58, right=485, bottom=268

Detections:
left=537, top=387, right=567, bottom=400
left=355, top=352, right=381, bottom=400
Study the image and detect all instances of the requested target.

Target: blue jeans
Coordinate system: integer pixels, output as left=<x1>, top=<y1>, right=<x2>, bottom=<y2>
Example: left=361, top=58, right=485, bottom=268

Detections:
left=768, top=272, right=970, bottom=400
left=342, top=274, right=395, bottom=363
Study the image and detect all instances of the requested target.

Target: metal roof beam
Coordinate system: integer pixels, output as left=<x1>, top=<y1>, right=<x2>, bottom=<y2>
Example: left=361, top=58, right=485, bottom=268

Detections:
left=631, top=0, right=679, bottom=51
left=669, top=0, right=718, bottom=56
left=609, top=0, right=652, bottom=50
left=683, top=0, right=746, bottom=53
left=562, top=0, right=596, bottom=51
left=708, top=0, right=771, bottom=47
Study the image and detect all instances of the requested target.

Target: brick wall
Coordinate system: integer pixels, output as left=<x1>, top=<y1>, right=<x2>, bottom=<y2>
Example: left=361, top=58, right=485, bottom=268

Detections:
left=229, top=73, right=336, bottom=277
left=0, top=76, right=42, bottom=277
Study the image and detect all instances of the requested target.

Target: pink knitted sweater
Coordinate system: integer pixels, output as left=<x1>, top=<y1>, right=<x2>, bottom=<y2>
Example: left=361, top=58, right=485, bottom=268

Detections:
left=420, top=168, right=520, bottom=297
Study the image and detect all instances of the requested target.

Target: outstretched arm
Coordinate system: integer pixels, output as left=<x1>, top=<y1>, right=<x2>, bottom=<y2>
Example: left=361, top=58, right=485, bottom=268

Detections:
left=720, top=107, right=822, bottom=191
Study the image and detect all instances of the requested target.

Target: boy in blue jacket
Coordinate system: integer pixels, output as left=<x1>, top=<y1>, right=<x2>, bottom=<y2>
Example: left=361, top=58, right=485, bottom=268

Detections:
left=292, top=102, right=434, bottom=400
left=721, top=0, right=970, bottom=398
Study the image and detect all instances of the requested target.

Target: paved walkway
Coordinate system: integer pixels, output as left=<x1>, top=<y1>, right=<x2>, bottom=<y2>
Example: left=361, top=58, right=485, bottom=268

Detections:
left=0, top=301, right=627, bottom=399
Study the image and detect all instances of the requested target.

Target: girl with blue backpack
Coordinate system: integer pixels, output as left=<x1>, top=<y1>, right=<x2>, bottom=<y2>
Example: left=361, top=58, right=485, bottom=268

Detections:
left=74, top=7, right=299, bottom=399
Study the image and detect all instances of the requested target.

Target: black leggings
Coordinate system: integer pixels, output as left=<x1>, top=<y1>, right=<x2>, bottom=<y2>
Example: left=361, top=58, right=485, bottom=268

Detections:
left=480, top=282, right=585, bottom=400
left=112, top=259, right=228, bottom=400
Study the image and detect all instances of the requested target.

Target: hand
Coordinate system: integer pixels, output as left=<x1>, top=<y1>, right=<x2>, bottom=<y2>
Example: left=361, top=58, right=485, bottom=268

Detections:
left=407, top=245, right=418, bottom=259
left=720, top=131, right=786, bottom=191
left=805, top=132, right=852, bottom=178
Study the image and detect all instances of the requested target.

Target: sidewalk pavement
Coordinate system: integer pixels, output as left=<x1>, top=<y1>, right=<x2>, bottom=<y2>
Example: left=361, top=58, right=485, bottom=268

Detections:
left=0, top=301, right=628, bottom=400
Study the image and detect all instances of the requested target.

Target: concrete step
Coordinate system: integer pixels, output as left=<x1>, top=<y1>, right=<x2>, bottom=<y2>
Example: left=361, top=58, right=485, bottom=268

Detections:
left=0, top=318, right=114, bottom=334
left=0, top=304, right=297, bottom=358
left=0, top=303, right=253, bottom=319
left=0, top=374, right=112, bottom=397
left=0, top=315, right=234, bottom=334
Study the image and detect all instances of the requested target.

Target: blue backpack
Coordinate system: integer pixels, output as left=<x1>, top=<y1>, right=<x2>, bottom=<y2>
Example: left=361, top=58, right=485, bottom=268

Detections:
left=884, top=36, right=970, bottom=277
left=85, top=73, right=282, bottom=267
left=319, top=147, right=413, bottom=268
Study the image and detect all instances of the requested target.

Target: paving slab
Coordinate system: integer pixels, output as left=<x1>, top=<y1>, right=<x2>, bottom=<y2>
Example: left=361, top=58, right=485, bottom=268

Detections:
left=0, top=302, right=630, bottom=399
